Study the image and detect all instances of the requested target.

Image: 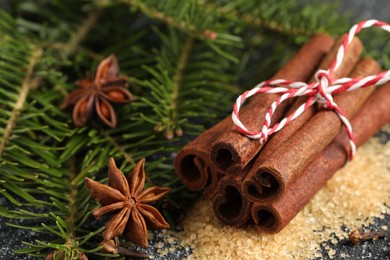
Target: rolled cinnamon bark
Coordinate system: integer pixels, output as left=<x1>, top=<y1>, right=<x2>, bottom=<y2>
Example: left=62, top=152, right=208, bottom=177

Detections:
left=252, top=82, right=390, bottom=233
left=174, top=118, right=230, bottom=190
left=203, top=166, right=222, bottom=198
left=209, top=35, right=335, bottom=175
left=212, top=175, right=253, bottom=227
left=242, top=36, right=363, bottom=202
left=175, top=34, right=334, bottom=191
left=247, top=57, right=379, bottom=202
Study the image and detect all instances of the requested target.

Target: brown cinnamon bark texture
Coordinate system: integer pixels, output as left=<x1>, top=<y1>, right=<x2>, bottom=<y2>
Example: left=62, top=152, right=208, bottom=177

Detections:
left=203, top=167, right=223, bottom=198
left=209, top=35, right=335, bottom=175
left=212, top=175, right=253, bottom=227
left=174, top=118, right=230, bottom=191
left=247, top=55, right=378, bottom=202
left=252, top=82, right=390, bottom=234
left=242, top=36, right=363, bottom=202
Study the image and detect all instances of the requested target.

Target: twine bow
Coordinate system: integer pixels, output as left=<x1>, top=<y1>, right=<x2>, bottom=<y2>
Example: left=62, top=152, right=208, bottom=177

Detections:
left=232, top=20, right=390, bottom=160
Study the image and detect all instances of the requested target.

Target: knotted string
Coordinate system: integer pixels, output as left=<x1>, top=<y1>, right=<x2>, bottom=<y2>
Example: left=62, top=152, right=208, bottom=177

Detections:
left=232, top=20, right=390, bottom=160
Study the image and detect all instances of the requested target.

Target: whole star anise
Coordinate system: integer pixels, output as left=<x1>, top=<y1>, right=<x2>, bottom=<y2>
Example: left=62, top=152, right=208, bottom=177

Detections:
left=61, top=54, right=134, bottom=128
left=85, top=158, right=171, bottom=248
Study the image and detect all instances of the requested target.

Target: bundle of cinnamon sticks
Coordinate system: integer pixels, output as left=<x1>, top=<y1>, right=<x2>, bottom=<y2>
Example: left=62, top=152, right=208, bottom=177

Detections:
left=174, top=34, right=390, bottom=233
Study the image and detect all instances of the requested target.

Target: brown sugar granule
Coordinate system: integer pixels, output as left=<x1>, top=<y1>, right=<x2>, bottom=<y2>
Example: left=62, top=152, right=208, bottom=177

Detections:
left=174, top=127, right=390, bottom=259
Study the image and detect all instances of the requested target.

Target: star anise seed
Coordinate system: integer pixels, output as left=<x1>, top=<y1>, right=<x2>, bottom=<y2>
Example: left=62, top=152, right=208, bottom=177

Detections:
left=85, top=158, right=171, bottom=248
left=62, top=54, right=134, bottom=128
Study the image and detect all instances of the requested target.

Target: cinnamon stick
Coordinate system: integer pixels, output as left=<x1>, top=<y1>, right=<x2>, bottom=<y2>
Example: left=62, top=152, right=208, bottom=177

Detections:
left=175, top=118, right=230, bottom=191
left=247, top=56, right=378, bottom=202
left=175, top=34, right=334, bottom=191
left=203, top=166, right=222, bottom=198
left=212, top=175, right=253, bottom=227
left=242, top=36, right=363, bottom=202
left=209, top=35, right=335, bottom=175
left=252, top=81, right=390, bottom=233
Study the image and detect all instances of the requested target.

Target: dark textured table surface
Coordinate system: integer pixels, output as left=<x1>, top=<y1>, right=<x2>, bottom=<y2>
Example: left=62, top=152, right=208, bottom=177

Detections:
left=1, top=1, right=389, bottom=259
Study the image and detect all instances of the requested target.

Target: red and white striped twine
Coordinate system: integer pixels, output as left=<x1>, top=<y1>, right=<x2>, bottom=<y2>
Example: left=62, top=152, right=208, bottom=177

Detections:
left=232, top=20, right=390, bottom=160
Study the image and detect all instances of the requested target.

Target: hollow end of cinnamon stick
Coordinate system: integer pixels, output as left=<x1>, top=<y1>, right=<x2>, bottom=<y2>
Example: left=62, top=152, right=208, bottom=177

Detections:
left=212, top=178, right=252, bottom=227
left=242, top=169, right=282, bottom=202
left=174, top=150, right=210, bottom=191
left=210, top=142, right=242, bottom=173
left=252, top=204, right=281, bottom=234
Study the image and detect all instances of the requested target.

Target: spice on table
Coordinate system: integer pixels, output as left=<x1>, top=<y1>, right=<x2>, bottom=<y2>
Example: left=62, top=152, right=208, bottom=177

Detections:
left=349, top=228, right=387, bottom=245
left=61, top=54, right=134, bottom=128
left=174, top=118, right=230, bottom=192
left=85, top=158, right=171, bottom=248
left=212, top=175, right=253, bottom=227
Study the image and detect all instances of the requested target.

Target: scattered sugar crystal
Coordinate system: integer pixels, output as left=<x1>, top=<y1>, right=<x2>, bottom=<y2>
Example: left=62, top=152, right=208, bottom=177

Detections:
left=166, top=237, right=176, bottom=244
left=156, top=242, right=164, bottom=249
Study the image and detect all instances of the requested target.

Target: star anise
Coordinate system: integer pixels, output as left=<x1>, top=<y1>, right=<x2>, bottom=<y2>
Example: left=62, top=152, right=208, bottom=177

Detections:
left=61, top=54, right=134, bottom=128
left=85, top=158, right=171, bottom=248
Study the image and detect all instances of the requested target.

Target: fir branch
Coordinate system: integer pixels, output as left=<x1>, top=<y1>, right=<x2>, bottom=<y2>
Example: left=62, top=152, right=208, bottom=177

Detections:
left=64, top=159, right=80, bottom=248
left=65, top=8, right=103, bottom=55
left=202, top=0, right=347, bottom=38
left=169, top=36, right=194, bottom=139
left=210, top=4, right=313, bottom=37
left=95, top=0, right=241, bottom=62
left=100, top=127, right=135, bottom=165
left=52, top=43, right=103, bottom=60
left=0, top=47, right=42, bottom=159
left=113, top=0, right=218, bottom=40
left=138, top=28, right=239, bottom=137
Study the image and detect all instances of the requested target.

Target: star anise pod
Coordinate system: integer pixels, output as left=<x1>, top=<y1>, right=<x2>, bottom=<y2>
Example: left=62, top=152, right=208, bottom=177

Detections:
left=85, top=158, right=171, bottom=248
left=61, top=54, right=134, bottom=128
